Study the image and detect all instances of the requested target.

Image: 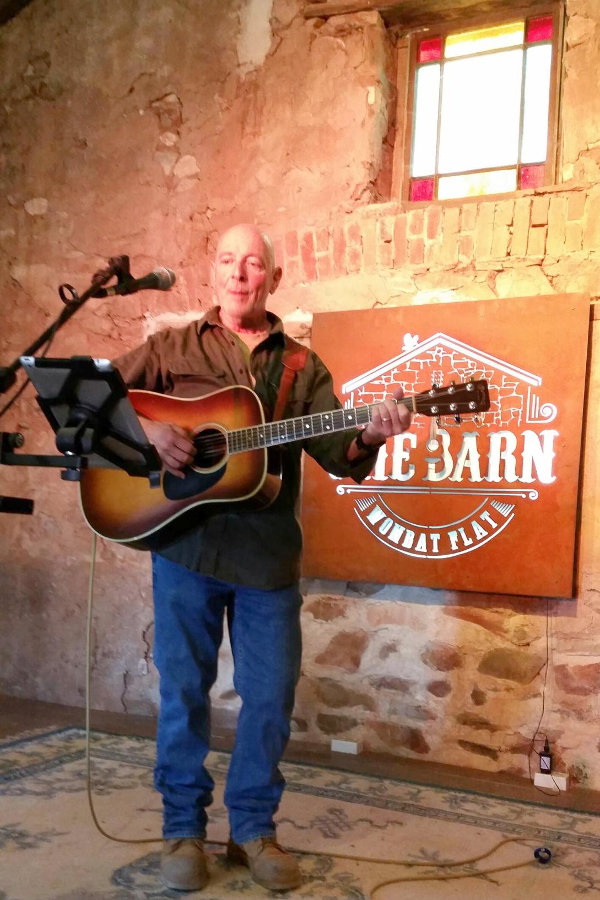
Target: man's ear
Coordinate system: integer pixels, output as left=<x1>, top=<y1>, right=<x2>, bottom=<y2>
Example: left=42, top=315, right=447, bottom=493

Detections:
left=270, top=266, right=283, bottom=294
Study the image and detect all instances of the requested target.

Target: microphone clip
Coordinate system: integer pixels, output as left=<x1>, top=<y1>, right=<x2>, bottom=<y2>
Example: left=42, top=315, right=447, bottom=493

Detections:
left=90, top=255, right=132, bottom=297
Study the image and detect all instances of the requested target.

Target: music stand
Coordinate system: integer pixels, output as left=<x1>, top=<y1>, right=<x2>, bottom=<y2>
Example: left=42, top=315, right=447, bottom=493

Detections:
left=3, top=356, right=162, bottom=485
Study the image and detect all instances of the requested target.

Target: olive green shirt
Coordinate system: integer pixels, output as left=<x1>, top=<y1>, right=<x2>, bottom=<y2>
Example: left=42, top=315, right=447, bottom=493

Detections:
left=113, top=307, right=377, bottom=588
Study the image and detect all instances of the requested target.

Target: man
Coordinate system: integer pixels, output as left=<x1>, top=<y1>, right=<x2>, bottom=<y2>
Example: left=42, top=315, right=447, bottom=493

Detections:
left=114, top=224, right=412, bottom=892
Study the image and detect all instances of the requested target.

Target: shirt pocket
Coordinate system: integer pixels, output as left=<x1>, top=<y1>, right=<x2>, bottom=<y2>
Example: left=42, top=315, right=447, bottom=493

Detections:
left=166, top=365, right=229, bottom=398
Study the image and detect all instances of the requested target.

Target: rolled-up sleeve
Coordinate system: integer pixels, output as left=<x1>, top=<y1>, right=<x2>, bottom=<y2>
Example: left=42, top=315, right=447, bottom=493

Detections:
left=112, top=336, right=164, bottom=391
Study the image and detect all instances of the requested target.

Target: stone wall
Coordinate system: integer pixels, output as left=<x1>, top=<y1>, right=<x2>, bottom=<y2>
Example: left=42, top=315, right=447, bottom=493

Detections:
left=1, top=0, right=599, bottom=789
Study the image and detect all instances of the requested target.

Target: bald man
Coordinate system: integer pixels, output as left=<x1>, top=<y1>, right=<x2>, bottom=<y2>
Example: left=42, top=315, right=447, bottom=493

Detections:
left=114, top=224, right=411, bottom=891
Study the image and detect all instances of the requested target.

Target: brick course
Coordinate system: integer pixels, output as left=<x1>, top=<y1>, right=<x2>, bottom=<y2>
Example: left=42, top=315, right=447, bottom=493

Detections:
left=275, top=186, right=596, bottom=289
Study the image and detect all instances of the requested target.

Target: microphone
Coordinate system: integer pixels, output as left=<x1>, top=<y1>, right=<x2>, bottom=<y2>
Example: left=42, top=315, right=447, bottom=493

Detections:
left=94, top=267, right=176, bottom=297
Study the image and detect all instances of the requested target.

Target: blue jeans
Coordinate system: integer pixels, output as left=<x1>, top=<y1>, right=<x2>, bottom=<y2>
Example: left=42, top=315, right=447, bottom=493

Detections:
left=151, top=555, right=303, bottom=843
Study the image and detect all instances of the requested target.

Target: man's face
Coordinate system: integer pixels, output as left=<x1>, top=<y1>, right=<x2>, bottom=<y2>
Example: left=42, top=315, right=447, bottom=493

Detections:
left=213, top=225, right=281, bottom=325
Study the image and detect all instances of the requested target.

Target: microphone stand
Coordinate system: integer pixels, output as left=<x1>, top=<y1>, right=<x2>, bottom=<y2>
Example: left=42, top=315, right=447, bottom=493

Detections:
left=0, top=255, right=129, bottom=394
left=0, top=256, right=162, bottom=515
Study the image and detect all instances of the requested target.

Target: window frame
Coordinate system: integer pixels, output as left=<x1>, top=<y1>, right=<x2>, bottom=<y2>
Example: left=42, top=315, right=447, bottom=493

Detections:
left=392, top=2, right=565, bottom=204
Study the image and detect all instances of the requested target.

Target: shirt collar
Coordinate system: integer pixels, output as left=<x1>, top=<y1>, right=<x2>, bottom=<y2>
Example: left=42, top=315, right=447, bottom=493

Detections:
left=198, top=306, right=285, bottom=342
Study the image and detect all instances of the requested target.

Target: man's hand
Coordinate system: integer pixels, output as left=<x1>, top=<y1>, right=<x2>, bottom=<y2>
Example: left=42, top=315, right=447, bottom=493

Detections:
left=141, top=418, right=195, bottom=478
left=348, top=386, right=412, bottom=461
left=362, top=386, right=412, bottom=446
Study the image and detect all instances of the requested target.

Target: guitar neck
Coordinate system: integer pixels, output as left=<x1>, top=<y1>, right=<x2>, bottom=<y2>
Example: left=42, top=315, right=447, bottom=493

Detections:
left=227, top=396, right=414, bottom=455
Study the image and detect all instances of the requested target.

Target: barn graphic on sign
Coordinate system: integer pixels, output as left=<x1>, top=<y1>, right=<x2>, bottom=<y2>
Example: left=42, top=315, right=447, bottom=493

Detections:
left=335, top=332, right=558, bottom=559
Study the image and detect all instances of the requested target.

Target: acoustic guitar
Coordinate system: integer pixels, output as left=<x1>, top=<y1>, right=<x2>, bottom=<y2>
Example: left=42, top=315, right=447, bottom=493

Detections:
left=79, top=379, right=490, bottom=548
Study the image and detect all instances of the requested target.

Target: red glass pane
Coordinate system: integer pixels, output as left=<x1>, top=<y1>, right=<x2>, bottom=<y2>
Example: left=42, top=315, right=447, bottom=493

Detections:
left=410, top=178, right=435, bottom=201
left=520, top=164, right=545, bottom=189
left=418, top=37, right=442, bottom=63
left=526, top=16, right=553, bottom=43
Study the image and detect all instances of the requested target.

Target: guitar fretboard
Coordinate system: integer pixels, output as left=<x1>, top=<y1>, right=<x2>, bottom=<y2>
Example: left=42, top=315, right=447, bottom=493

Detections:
left=227, top=404, right=375, bottom=454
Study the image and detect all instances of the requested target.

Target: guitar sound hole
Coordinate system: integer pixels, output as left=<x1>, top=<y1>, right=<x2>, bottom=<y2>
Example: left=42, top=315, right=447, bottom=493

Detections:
left=193, top=428, right=227, bottom=470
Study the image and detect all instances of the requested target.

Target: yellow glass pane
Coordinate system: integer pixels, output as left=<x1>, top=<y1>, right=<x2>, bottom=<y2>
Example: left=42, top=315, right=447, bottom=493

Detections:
left=438, top=169, right=517, bottom=199
left=445, top=21, right=525, bottom=59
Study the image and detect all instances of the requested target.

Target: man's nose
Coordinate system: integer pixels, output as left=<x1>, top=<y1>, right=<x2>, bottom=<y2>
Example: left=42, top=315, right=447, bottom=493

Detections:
left=232, top=259, right=246, bottom=279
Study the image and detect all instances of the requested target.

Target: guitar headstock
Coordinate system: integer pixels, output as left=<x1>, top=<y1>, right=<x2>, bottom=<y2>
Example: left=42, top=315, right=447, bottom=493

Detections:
left=413, top=379, right=490, bottom=420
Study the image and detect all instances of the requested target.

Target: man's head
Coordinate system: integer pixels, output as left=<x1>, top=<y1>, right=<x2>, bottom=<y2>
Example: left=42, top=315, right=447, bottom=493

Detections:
left=213, top=224, right=282, bottom=331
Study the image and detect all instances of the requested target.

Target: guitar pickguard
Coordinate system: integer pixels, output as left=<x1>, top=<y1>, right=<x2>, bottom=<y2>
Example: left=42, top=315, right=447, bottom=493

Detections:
left=163, top=463, right=227, bottom=501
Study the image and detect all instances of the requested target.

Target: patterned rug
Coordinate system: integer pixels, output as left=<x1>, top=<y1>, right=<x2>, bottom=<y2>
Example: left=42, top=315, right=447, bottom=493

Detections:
left=1, top=728, right=600, bottom=900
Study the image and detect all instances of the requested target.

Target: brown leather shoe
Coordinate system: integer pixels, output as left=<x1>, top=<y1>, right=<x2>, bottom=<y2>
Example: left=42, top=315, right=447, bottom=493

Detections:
left=161, top=838, right=209, bottom=891
left=227, top=836, right=302, bottom=891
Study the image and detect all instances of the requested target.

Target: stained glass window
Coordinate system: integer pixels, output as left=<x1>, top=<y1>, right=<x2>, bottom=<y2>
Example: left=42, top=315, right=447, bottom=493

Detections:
left=409, top=10, right=558, bottom=201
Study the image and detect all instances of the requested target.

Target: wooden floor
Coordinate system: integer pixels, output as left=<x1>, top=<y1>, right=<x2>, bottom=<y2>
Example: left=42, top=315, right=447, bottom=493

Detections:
left=1, top=692, right=598, bottom=814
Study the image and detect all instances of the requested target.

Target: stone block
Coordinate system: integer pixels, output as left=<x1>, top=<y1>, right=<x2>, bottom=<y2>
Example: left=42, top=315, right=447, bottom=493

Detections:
left=408, top=236, right=424, bottom=265
left=347, top=221, right=362, bottom=246
left=510, top=197, right=531, bottom=256
left=315, top=226, right=330, bottom=253
left=567, top=190, right=587, bottom=221
left=315, top=677, right=376, bottom=710
left=546, top=195, right=567, bottom=257
left=474, top=203, right=494, bottom=259
left=347, top=244, right=363, bottom=273
left=583, top=186, right=600, bottom=250
left=527, top=224, right=547, bottom=257
left=555, top=661, right=600, bottom=695
left=305, top=596, right=348, bottom=622
left=408, top=208, right=424, bottom=236
left=316, top=713, right=360, bottom=735
left=491, top=224, right=510, bottom=259
left=531, top=194, right=550, bottom=226
left=376, top=233, right=394, bottom=268
left=426, top=206, right=441, bottom=241
left=444, top=206, right=460, bottom=234
left=368, top=720, right=431, bottom=754
left=495, top=199, right=514, bottom=227
left=461, top=202, right=478, bottom=231
left=457, top=739, right=499, bottom=761
left=315, top=630, right=369, bottom=672
left=361, top=217, right=377, bottom=270
left=478, top=647, right=545, bottom=683
left=393, top=214, right=407, bottom=266
left=300, top=230, right=317, bottom=281
left=316, top=253, right=333, bottom=280
left=421, top=641, right=463, bottom=672
left=332, top=225, right=347, bottom=276
left=458, top=234, right=474, bottom=262
left=427, top=680, right=451, bottom=697
left=565, top=220, right=583, bottom=252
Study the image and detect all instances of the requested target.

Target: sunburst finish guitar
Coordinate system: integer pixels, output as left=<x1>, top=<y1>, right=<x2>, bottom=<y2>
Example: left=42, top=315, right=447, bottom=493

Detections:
left=79, top=380, right=490, bottom=548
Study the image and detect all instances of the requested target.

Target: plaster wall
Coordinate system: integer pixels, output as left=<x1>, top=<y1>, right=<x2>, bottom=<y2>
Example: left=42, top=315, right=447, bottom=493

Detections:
left=0, top=0, right=599, bottom=789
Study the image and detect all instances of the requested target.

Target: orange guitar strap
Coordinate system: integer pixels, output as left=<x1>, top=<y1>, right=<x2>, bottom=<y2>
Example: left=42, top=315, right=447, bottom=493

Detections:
left=271, top=337, right=309, bottom=422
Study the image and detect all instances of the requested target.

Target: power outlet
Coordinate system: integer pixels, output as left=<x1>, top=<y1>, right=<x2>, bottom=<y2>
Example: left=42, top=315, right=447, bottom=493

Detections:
left=330, top=739, right=360, bottom=755
left=534, top=772, right=568, bottom=790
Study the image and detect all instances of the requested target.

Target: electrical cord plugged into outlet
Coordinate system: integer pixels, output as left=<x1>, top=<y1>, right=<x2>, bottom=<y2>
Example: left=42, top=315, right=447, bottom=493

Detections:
left=534, top=738, right=568, bottom=791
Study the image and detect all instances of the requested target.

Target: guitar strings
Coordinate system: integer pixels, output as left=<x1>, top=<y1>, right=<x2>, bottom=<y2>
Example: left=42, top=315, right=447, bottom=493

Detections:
left=180, top=384, right=486, bottom=461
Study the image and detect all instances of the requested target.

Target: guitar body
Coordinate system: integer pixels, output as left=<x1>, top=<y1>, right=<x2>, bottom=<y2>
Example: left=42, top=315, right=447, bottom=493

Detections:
left=79, top=385, right=279, bottom=547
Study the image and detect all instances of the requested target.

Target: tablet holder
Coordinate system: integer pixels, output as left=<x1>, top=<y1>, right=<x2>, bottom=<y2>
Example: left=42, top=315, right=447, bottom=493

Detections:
left=1, top=356, right=161, bottom=486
